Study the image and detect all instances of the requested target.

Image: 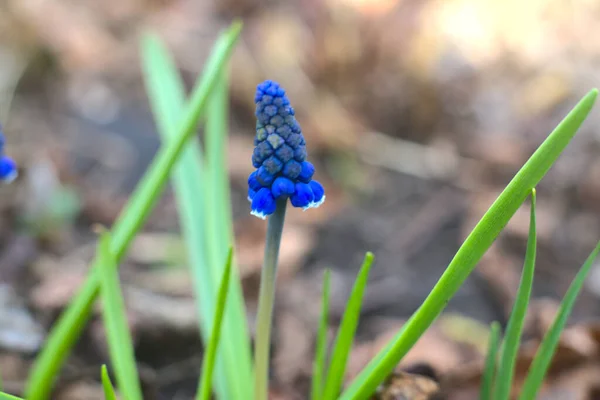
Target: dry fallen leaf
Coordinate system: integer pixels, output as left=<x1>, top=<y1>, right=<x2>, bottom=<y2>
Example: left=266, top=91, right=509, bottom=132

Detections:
left=373, top=371, right=442, bottom=400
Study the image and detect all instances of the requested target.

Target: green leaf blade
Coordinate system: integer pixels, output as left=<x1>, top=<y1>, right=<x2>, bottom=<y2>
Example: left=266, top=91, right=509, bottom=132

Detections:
left=197, top=248, right=233, bottom=400
left=140, top=33, right=187, bottom=134
left=204, top=68, right=254, bottom=398
left=341, top=89, right=598, bottom=400
left=481, top=322, right=501, bottom=400
left=0, top=393, right=24, bottom=400
left=205, top=70, right=233, bottom=261
left=97, top=232, right=143, bottom=400
left=141, top=31, right=253, bottom=400
left=322, top=253, right=375, bottom=400
left=24, top=21, right=243, bottom=400
left=518, top=239, right=600, bottom=400
left=312, top=269, right=332, bottom=400
left=101, top=365, right=118, bottom=400
left=494, top=189, right=537, bottom=400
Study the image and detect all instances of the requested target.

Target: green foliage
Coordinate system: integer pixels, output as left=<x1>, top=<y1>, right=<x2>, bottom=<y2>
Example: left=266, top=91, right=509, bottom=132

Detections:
left=312, top=269, right=331, bottom=400
left=322, top=253, right=375, bottom=400
left=141, top=31, right=252, bottom=400
left=97, top=232, right=143, bottom=400
left=341, top=89, right=598, bottom=400
left=197, top=249, right=234, bottom=400
left=100, top=365, right=118, bottom=400
left=481, top=322, right=501, bottom=400
left=494, top=190, right=537, bottom=400
left=24, top=21, right=243, bottom=399
left=519, top=239, right=600, bottom=399
left=0, top=393, right=24, bottom=400
left=477, top=187, right=600, bottom=400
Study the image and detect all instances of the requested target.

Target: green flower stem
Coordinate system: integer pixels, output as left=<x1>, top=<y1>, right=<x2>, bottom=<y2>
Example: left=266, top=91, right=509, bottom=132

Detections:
left=254, top=199, right=287, bottom=400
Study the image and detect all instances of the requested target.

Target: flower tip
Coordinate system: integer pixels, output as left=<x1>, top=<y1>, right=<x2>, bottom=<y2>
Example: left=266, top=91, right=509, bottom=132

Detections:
left=306, top=194, right=326, bottom=210
left=1, top=170, right=18, bottom=184
left=250, top=210, right=269, bottom=220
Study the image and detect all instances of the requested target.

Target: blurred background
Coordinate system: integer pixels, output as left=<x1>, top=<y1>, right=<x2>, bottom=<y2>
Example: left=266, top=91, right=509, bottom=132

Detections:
left=2, top=0, right=600, bottom=398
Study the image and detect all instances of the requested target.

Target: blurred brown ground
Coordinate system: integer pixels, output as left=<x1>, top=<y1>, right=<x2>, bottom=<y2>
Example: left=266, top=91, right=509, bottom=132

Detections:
left=2, top=0, right=600, bottom=398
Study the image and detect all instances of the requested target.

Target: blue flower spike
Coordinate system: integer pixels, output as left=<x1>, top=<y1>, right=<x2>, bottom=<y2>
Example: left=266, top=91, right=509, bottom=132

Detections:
left=252, top=83, right=326, bottom=399
left=248, top=80, right=325, bottom=218
left=0, top=125, right=17, bottom=184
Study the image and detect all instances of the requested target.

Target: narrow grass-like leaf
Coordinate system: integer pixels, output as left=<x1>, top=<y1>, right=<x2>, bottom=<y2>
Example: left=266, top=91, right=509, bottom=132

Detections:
left=322, top=253, right=375, bottom=400
left=101, top=365, right=117, bottom=400
left=205, top=69, right=234, bottom=270
left=97, top=231, right=143, bottom=400
left=141, top=34, right=252, bottom=400
left=197, top=248, right=233, bottom=400
left=341, top=89, right=598, bottom=400
left=494, top=189, right=537, bottom=400
left=518, top=239, right=600, bottom=400
left=0, top=393, right=24, bottom=400
left=24, top=22, right=243, bottom=400
left=204, top=68, right=253, bottom=397
left=312, top=269, right=332, bottom=400
left=481, top=322, right=500, bottom=400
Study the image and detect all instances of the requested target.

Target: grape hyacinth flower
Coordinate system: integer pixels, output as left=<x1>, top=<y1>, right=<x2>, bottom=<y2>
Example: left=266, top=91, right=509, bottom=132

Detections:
left=251, top=80, right=325, bottom=400
left=0, top=125, right=17, bottom=183
left=248, top=80, right=325, bottom=219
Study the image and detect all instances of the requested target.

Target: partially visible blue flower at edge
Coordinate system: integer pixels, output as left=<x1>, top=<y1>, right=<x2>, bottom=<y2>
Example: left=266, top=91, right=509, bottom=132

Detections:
left=0, top=125, right=17, bottom=184
left=248, top=80, right=325, bottom=219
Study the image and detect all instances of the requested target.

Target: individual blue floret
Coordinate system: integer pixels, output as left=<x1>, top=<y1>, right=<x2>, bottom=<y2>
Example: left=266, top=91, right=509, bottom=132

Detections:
left=248, top=80, right=325, bottom=218
left=251, top=188, right=277, bottom=219
left=294, top=146, right=306, bottom=162
left=248, top=188, right=256, bottom=202
left=256, top=166, right=276, bottom=187
left=262, top=156, right=283, bottom=175
left=282, top=160, right=302, bottom=179
left=308, top=180, right=325, bottom=208
left=271, top=177, right=295, bottom=199
left=298, top=161, right=314, bottom=183
left=252, top=141, right=273, bottom=168
left=0, top=156, right=17, bottom=183
left=275, top=144, right=294, bottom=163
left=248, top=171, right=262, bottom=191
left=256, top=125, right=268, bottom=141
left=266, top=134, right=284, bottom=149
left=290, top=182, right=314, bottom=208
left=286, top=133, right=302, bottom=147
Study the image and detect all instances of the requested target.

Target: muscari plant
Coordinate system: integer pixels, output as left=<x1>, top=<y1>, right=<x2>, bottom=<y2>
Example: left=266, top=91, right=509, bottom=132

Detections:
left=0, top=20, right=597, bottom=400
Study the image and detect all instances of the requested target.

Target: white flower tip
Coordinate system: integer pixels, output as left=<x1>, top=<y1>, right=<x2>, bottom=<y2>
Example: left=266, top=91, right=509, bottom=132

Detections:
left=303, top=195, right=326, bottom=211
left=1, top=170, right=18, bottom=184
left=250, top=210, right=268, bottom=220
